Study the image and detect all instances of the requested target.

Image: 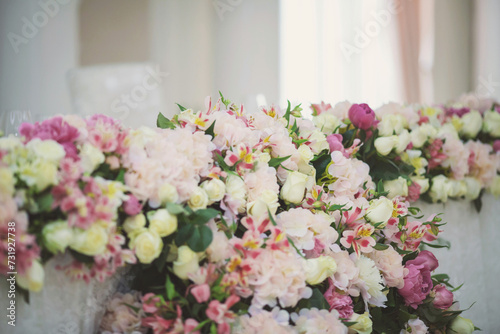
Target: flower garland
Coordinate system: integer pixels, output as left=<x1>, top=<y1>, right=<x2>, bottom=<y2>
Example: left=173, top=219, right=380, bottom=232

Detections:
left=0, top=94, right=488, bottom=333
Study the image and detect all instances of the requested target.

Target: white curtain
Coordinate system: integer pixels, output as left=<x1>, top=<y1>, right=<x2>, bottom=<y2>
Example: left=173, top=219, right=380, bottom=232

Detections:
left=280, top=0, right=404, bottom=110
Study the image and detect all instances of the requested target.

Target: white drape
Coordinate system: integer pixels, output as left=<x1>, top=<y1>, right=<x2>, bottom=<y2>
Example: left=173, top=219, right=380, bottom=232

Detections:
left=417, top=194, right=500, bottom=333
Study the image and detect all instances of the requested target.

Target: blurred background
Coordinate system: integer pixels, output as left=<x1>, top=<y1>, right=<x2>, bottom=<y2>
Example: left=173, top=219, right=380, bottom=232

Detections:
left=0, top=0, right=499, bottom=128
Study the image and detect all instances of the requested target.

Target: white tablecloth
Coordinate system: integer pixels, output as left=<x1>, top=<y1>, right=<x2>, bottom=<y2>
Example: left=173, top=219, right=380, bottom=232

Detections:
left=417, top=194, right=500, bottom=333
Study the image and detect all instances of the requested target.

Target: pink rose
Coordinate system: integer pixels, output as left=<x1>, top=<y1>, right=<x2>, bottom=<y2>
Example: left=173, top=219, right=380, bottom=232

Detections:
left=398, top=251, right=438, bottom=309
left=323, top=278, right=353, bottom=319
left=348, top=103, right=375, bottom=130
left=123, top=195, right=142, bottom=216
left=184, top=318, right=201, bottom=334
left=191, top=283, right=211, bottom=303
left=432, top=284, right=453, bottom=309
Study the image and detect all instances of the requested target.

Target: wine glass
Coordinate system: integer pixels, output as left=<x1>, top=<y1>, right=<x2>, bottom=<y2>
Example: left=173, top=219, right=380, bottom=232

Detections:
left=0, top=110, right=32, bottom=136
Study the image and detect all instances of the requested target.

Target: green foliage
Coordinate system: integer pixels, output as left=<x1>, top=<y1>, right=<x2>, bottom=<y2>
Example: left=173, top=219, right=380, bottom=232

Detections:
left=157, top=112, right=176, bottom=129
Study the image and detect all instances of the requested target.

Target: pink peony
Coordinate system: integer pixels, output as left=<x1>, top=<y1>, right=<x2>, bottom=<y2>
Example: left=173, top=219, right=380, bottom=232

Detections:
left=398, top=251, right=438, bottom=308
left=432, top=284, right=454, bottom=309
left=323, top=279, right=353, bottom=319
left=19, top=116, right=80, bottom=159
left=348, top=103, right=375, bottom=130
left=493, top=140, right=500, bottom=153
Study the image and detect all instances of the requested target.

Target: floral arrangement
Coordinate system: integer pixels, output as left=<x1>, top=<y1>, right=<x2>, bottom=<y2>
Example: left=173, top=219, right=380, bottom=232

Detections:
left=310, top=97, right=500, bottom=208
left=1, top=94, right=488, bottom=333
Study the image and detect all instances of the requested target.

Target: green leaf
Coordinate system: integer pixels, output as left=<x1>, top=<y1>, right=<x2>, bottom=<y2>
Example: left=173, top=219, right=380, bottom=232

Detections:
left=432, top=273, right=450, bottom=282
left=267, top=208, right=277, bottom=226
left=309, top=288, right=330, bottom=310
left=37, top=192, right=53, bottom=212
left=157, top=112, right=176, bottom=129
left=175, top=224, right=195, bottom=246
left=166, top=202, right=187, bottom=215
left=268, top=155, right=291, bottom=168
left=187, top=225, right=213, bottom=252
left=219, top=91, right=231, bottom=108
left=165, top=275, right=176, bottom=300
left=115, top=169, right=125, bottom=183
left=373, top=243, right=389, bottom=251
left=176, top=103, right=187, bottom=111
left=205, top=121, right=216, bottom=138
left=210, top=323, right=217, bottom=334
left=312, top=154, right=332, bottom=182
left=328, top=204, right=346, bottom=211
left=190, top=208, right=219, bottom=225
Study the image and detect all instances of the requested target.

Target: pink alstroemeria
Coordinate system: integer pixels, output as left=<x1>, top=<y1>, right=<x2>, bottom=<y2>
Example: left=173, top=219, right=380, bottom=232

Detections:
left=340, top=224, right=376, bottom=256
left=342, top=207, right=364, bottom=228
left=190, top=283, right=211, bottom=303
left=311, top=101, right=333, bottom=116
left=206, top=294, right=240, bottom=334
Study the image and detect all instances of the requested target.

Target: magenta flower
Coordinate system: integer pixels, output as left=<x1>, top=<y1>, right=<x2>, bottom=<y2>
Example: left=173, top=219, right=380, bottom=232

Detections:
left=432, top=284, right=454, bottom=309
left=323, top=278, right=353, bottom=319
left=326, top=134, right=344, bottom=153
left=398, top=251, right=439, bottom=309
left=19, top=116, right=80, bottom=159
left=348, top=103, right=375, bottom=130
left=493, top=140, right=500, bottom=153
left=123, top=195, right=142, bottom=216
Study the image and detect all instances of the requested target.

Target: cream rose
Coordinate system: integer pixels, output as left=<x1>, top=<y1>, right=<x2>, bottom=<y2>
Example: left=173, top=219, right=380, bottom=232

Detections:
left=16, top=260, right=44, bottom=292
left=374, top=136, right=398, bottom=156
left=246, top=189, right=279, bottom=217
left=280, top=171, right=308, bottom=204
left=307, top=130, right=329, bottom=153
left=0, top=168, right=15, bottom=196
left=297, top=144, right=314, bottom=163
left=446, top=316, right=475, bottom=334
left=19, top=160, right=58, bottom=192
left=378, top=114, right=406, bottom=136
left=158, top=183, right=179, bottom=204
left=383, top=177, right=409, bottom=199
left=464, top=177, right=481, bottom=200
left=395, top=130, right=411, bottom=153
left=79, top=143, right=105, bottom=173
left=200, top=178, right=226, bottom=204
left=148, top=209, right=178, bottom=237
left=132, top=230, right=163, bottom=264
left=410, top=176, right=430, bottom=193
left=483, top=109, right=500, bottom=137
left=349, top=312, right=373, bottom=334
left=410, top=124, right=437, bottom=148
left=488, top=175, right=500, bottom=196
left=365, top=197, right=393, bottom=226
left=27, top=139, right=65, bottom=162
left=303, top=256, right=337, bottom=285
left=460, top=110, right=482, bottom=138
left=447, top=179, right=467, bottom=198
left=188, top=187, right=209, bottom=211
left=42, top=220, right=73, bottom=254
left=173, top=245, right=200, bottom=279
left=429, top=175, right=452, bottom=202
left=70, top=224, right=108, bottom=256
left=123, top=214, right=147, bottom=235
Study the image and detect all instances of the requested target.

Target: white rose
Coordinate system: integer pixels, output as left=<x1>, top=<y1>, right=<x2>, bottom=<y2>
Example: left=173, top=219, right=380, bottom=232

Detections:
left=19, top=160, right=58, bottom=192
left=365, top=197, right=393, bottom=226
left=313, top=113, right=340, bottom=134
left=446, top=316, right=475, bottom=334
left=225, top=175, right=247, bottom=213
left=16, top=260, right=44, bottom=292
left=489, top=175, right=500, bottom=196
left=42, top=220, right=73, bottom=254
left=378, top=114, right=406, bottom=136
left=437, top=124, right=459, bottom=140
left=410, top=124, right=437, bottom=148
left=410, top=176, right=429, bottom=193
left=200, top=178, right=226, bottom=204
left=464, top=177, right=481, bottom=200
left=0, top=136, right=23, bottom=151
left=70, top=224, right=108, bottom=256
left=173, top=245, right=200, bottom=280
left=246, top=189, right=279, bottom=217
left=395, top=129, right=411, bottom=153
left=460, top=110, right=482, bottom=138
left=304, top=256, right=337, bottom=285
left=297, top=144, right=314, bottom=163
left=158, top=183, right=179, bottom=204
left=123, top=214, right=146, bottom=235
left=188, top=187, right=209, bottom=211
left=349, top=312, right=373, bottom=334
left=0, top=168, right=15, bottom=196
left=280, top=171, right=308, bottom=204
left=383, top=177, right=409, bottom=199
left=483, top=109, right=500, bottom=137
left=429, top=175, right=452, bottom=202
left=257, top=152, right=271, bottom=163
left=79, top=143, right=105, bottom=174
left=132, top=230, right=163, bottom=264
left=27, top=139, right=65, bottom=162
left=447, top=179, right=467, bottom=198
left=148, top=209, right=178, bottom=237
left=374, top=136, right=398, bottom=156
